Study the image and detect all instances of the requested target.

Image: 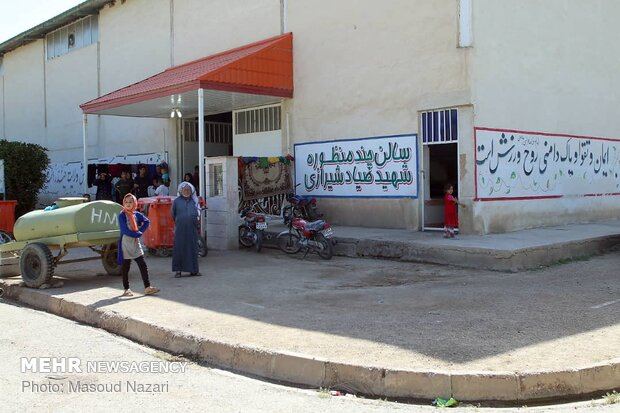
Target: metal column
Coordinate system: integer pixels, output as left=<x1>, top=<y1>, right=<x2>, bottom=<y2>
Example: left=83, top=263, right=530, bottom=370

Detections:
left=82, top=114, right=88, bottom=193
left=197, top=88, right=206, bottom=237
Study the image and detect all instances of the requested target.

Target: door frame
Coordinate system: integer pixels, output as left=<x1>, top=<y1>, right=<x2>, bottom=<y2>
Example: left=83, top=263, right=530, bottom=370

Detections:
left=418, top=108, right=460, bottom=231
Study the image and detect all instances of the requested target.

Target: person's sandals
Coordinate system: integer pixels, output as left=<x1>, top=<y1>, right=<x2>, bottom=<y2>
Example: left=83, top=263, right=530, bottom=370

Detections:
left=174, top=272, right=202, bottom=277
left=144, top=286, right=160, bottom=295
left=121, top=289, right=134, bottom=297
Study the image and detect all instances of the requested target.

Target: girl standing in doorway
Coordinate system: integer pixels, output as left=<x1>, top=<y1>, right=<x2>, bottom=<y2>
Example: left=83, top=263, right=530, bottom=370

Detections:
left=444, top=183, right=465, bottom=239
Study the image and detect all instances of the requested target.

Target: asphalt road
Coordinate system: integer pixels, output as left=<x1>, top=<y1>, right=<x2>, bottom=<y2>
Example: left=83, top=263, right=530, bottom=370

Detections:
left=0, top=300, right=618, bottom=412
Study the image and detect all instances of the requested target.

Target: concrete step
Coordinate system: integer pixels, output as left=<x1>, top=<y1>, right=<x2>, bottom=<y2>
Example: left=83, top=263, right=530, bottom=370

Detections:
left=262, top=220, right=620, bottom=272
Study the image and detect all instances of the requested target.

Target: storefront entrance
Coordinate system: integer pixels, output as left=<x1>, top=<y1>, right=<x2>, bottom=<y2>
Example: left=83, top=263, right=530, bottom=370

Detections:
left=420, top=108, right=459, bottom=231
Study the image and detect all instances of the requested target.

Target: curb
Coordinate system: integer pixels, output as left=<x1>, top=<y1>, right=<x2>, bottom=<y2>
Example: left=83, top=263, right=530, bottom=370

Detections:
left=264, top=229, right=620, bottom=272
left=336, top=235, right=620, bottom=273
left=2, top=280, right=618, bottom=402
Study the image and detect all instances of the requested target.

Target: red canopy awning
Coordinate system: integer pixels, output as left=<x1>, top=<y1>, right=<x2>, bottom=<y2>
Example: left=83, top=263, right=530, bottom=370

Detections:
left=80, top=33, right=293, bottom=116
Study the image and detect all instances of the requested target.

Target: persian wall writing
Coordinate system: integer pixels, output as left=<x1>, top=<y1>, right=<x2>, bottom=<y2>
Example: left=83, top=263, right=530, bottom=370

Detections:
left=294, top=134, right=418, bottom=198
left=94, top=152, right=166, bottom=165
left=475, top=128, right=620, bottom=200
left=43, top=162, right=84, bottom=197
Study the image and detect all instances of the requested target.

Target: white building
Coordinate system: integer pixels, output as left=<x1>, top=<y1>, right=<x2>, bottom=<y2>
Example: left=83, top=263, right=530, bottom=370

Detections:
left=1, top=0, right=619, bottom=236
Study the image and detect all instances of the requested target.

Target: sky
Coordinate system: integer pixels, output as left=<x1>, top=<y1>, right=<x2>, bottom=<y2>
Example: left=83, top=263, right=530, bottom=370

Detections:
left=0, top=0, right=86, bottom=44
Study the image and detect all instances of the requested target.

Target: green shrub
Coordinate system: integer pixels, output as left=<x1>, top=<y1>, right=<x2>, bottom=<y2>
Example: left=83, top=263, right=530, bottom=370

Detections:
left=0, top=140, right=50, bottom=217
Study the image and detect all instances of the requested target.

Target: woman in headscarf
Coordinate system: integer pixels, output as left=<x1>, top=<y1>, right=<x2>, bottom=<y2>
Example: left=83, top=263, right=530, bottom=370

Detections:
left=117, top=193, right=160, bottom=296
left=172, top=182, right=201, bottom=277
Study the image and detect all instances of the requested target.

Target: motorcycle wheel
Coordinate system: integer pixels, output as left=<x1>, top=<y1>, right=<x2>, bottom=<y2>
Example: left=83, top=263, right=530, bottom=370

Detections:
left=255, top=230, right=264, bottom=253
left=239, top=225, right=254, bottom=248
left=315, top=233, right=333, bottom=260
left=278, top=232, right=301, bottom=254
left=198, top=237, right=208, bottom=257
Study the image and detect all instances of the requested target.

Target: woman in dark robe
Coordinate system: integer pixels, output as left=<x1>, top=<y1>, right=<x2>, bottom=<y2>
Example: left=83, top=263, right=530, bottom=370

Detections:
left=171, top=182, right=201, bottom=277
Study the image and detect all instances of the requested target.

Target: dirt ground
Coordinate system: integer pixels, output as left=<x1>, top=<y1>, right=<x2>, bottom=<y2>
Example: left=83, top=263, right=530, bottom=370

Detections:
left=2, top=246, right=618, bottom=373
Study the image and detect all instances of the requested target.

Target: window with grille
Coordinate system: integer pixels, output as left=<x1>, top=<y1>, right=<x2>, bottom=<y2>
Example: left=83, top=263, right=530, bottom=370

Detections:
left=421, top=109, right=458, bottom=143
left=183, top=120, right=232, bottom=144
left=234, top=105, right=281, bottom=135
left=46, top=15, right=99, bottom=60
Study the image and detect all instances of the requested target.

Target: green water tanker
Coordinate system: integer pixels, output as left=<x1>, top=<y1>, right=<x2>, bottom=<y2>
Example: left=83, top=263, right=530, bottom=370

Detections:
left=0, top=199, right=122, bottom=288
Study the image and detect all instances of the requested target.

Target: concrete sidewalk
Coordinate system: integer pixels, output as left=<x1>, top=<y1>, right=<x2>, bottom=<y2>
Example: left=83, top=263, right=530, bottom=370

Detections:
left=1, top=222, right=619, bottom=403
left=264, top=219, right=620, bottom=271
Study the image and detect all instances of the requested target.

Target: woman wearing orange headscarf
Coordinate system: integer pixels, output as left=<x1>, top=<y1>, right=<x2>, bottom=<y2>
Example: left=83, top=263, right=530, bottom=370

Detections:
left=117, top=193, right=160, bottom=296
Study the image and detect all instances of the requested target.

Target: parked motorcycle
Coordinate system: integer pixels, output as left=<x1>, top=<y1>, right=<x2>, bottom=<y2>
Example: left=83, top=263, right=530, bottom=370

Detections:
left=277, top=205, right=334, bottom=259
left=238, top=208, right=267, bottom=252
left=284, top=185, right=321, bottom=221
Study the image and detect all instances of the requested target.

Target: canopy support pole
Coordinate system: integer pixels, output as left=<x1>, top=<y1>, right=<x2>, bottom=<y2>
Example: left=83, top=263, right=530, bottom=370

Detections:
left=198, top=88, right=205, bottom=197
left=198, top=88, right=206, bottom=238
left=82, top=114, right=88, bottom=193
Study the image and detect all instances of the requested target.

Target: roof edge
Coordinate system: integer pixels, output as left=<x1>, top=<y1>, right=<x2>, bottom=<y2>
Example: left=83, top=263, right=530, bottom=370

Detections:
left=80, top=32, right=293, bottom=112
left=80, top=81, right=200, bottom=113
left=0, top=0, right=115, bottom=56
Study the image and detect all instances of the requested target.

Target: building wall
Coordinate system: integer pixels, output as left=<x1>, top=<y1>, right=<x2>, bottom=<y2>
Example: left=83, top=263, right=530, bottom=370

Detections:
left=173, top=0, right=280, bottom=64
left=470, top=0, right=620, bottom=233
left=95, top=0, right=175, bottom=165
left=0, top=58, right=4, bottom=138
left=0, top=0, right=471, bottom=228
left=285, top=0, right=471, bottom=228
left=0, top=1, right=178, bottom=194
left=234, top=130, right=282, bottom=157
left=1, top=40, right=46, bottom=144
left=45, top=43, right=98, bottom=162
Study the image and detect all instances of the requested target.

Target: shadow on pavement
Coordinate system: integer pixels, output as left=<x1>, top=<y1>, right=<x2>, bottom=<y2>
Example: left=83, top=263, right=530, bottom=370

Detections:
left=4, top=245, right=619, bottom=370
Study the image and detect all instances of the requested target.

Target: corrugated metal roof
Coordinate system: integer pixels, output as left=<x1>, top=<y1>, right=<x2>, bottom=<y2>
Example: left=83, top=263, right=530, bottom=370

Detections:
left=80, top=33, right=293, bottom=114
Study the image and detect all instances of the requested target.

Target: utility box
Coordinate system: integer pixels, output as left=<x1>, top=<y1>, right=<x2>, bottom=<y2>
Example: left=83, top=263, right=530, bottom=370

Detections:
left=204, top=156, right=239, bottom=250
left=0, top=200, right=17, bottom=234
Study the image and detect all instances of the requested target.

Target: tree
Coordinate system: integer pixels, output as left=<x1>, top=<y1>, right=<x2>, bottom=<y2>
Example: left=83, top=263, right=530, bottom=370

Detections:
left=0, top=140, right=50, bottom=217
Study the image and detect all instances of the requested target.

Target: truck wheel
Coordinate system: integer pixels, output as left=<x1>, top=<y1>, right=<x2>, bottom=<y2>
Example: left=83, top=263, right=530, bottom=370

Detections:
left=20, top=243, right=54, bottom=288
left=102, top=243, right=121, bottom=276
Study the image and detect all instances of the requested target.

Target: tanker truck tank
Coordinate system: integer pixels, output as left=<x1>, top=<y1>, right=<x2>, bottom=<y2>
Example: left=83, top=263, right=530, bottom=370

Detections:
left=13, top=200, right=122, bottom=242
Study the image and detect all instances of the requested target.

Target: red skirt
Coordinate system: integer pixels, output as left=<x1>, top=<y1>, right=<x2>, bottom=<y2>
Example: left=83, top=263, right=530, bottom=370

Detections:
left=444, top=200, right=458, bottom=227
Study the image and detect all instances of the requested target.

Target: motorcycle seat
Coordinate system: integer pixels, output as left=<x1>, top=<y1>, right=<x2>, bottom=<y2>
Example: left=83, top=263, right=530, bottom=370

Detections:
left=305, top=220, right=326, bottom=231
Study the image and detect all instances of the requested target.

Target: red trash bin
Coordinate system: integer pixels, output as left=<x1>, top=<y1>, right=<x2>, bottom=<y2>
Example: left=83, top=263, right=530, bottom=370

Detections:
left=137, top=196, right=175, bottom=256
left=0, top=200, right=17, bottom=234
